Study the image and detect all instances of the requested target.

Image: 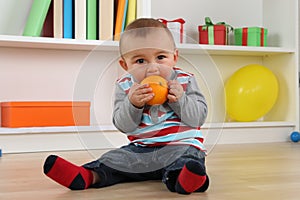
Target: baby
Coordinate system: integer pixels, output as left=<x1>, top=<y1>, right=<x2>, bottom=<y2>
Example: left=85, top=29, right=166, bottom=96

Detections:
left=43, top=18, right=209, bottom=195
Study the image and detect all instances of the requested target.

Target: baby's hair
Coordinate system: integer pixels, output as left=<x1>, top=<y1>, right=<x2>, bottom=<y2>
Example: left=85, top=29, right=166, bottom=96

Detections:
left=126, top=18, right=167, bottom=30
left=119, top=18, right=175, bottom=55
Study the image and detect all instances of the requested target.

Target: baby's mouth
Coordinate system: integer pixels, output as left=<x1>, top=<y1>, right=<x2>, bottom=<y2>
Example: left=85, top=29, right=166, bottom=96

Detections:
left=146, top=72, right=160, bottom=77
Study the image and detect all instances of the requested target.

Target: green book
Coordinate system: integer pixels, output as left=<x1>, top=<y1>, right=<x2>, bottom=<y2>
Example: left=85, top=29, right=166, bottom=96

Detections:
left=87, top=0, right=98, bottom=40
left=23, top=0, right=52, bottom=37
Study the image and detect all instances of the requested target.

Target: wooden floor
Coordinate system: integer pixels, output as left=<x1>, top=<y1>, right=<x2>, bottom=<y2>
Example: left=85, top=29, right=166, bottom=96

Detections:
left=0, top=142, right=300, bottom=200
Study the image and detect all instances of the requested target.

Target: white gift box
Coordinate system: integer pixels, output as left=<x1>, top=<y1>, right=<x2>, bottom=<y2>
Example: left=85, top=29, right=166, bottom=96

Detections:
left=159, top=18, right=186, bottom=43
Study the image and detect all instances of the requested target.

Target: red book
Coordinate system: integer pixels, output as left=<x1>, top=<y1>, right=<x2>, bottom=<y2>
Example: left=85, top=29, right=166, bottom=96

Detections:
left=42, top=1, right=54, bottom=37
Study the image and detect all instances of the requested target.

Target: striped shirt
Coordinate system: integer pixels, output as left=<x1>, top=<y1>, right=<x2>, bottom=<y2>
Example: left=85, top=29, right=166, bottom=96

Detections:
left=114, top=67, right=207, bottom=152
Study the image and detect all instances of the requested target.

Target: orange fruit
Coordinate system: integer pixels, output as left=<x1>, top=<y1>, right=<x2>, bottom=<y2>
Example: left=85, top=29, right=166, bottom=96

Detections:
left=140, top=75, right=168, bottom=105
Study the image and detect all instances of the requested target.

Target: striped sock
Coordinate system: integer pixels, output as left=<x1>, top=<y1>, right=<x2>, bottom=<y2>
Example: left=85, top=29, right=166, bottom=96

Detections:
left=43, top=155, right=93, bottom=190
left=175, top=160, right=208, bottom=194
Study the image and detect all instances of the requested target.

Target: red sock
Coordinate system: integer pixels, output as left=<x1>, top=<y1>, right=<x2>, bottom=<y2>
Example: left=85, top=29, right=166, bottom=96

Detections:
left=175, top=160, right=208, bottom=194
left=43, top=155, right=93, bottom=190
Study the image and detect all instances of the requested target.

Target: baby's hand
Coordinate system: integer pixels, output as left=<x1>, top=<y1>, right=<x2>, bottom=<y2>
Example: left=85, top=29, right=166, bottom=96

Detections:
left=128, top=83, right=154, bottom=108
left=168, top=80, right=184, bottom=103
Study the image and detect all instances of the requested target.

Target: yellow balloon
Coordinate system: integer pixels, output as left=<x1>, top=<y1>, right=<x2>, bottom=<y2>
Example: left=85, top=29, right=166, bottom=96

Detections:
left=225, top=64, right=279, bottom=122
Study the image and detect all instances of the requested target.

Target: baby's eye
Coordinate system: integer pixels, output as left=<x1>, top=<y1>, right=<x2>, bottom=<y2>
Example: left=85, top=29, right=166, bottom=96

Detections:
left=157, top=55, right=166, bottom=60
left=136, top=59, right=145, bottom=64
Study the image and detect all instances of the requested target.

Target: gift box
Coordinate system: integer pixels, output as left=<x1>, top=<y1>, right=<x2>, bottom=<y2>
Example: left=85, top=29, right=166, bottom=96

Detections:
left=1, top=101, right=90, bottom=128
left=159, top=18, right=186, bottom=43
left=234, top=27, right=268, bottom=46
left=198, top=17, right=233, bottom=45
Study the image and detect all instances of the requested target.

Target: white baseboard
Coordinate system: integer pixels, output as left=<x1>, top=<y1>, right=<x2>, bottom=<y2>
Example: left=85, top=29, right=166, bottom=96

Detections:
left=0, top=123, right=295, bottom=154
left=0, top=131, right=128, bottom=153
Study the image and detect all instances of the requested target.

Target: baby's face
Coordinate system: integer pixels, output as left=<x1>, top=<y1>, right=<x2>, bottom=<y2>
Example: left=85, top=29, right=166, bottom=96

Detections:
left=121, top=48, right=178, bottom=83
left=119, top=29, right=178, bottom=82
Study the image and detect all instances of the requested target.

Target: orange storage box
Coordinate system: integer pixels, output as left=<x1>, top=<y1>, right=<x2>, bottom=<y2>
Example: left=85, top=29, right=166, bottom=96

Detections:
left=1, top=101, right=90, bottom=128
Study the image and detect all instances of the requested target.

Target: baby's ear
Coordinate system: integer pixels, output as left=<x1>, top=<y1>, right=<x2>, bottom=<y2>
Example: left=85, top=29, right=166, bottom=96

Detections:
left=173, top=49, right=179, bottom=62
left=119, top=58, right=128, bottom=71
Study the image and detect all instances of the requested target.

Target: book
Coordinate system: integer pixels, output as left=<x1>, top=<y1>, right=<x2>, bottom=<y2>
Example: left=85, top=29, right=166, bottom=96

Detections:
left=74, top=0, right=86, bottom=40
left=0, top=0, right=33, bottom=35
left=87, top=0, right=98, bottom=40
left=121, top=0, right=129, bottom=31
left=99, top=0, right=114, bottom=40
left=53, top=0, right=63, bottom=38
left=42, top=1, right=54, bottom=37
left=63, top=0, right=74, bottom=39
left=23, top=0, right=52, bottom=37
left=136, top=0, right=151, bottom=18
left=125, top=0, right=136, bottom=26
left=114, top=0, right=128, bottom=41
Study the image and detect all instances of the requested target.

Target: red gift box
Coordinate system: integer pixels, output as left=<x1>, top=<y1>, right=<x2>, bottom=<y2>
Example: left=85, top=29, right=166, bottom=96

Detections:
left=198, top=25, right=228, bottom=45
left=198, top=17, right=232, bottom=45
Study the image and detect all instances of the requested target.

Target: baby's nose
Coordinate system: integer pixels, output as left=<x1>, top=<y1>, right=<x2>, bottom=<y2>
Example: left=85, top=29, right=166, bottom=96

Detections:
left=147, top=63, right=160, bottom=72
left=146, top=63, right=160, bottom=76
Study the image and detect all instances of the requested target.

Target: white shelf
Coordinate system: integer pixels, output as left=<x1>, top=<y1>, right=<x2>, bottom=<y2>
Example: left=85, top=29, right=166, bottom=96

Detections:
left=0, top=0, right=298, bottom=153
left=177, top=43, right=294, bottom=56
left=0, top=125, right=117, bottom=135
left=203, top=121, right=295, bottom=129
left=0, top=35, right=118, bottom=51
left=0, top=35, right=294, bottom=56
left=0, top=121, right=295, bottom=135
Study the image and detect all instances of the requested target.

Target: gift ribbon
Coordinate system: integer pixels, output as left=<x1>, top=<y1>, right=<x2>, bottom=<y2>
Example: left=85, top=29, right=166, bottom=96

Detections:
left=261, top=28, right=264, bottom=46
left=208, top=26, right=214, bottom=45
left=159, top=18, right=185, bottom=43
left=201, top=17, right=233, bottom=29
left=242, top=27, right=265, bottom=46
left=242, top=28, right=248, bottom=46
left=201, top=17, right=233, bottom=45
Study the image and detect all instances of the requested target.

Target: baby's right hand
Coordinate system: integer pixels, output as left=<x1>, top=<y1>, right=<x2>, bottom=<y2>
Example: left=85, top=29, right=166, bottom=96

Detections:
left=128, top=83, right=154, bottom=108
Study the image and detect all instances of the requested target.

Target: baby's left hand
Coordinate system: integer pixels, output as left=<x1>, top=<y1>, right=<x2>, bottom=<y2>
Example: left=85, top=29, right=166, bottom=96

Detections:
left=167, top=80, right=184, bottom=103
